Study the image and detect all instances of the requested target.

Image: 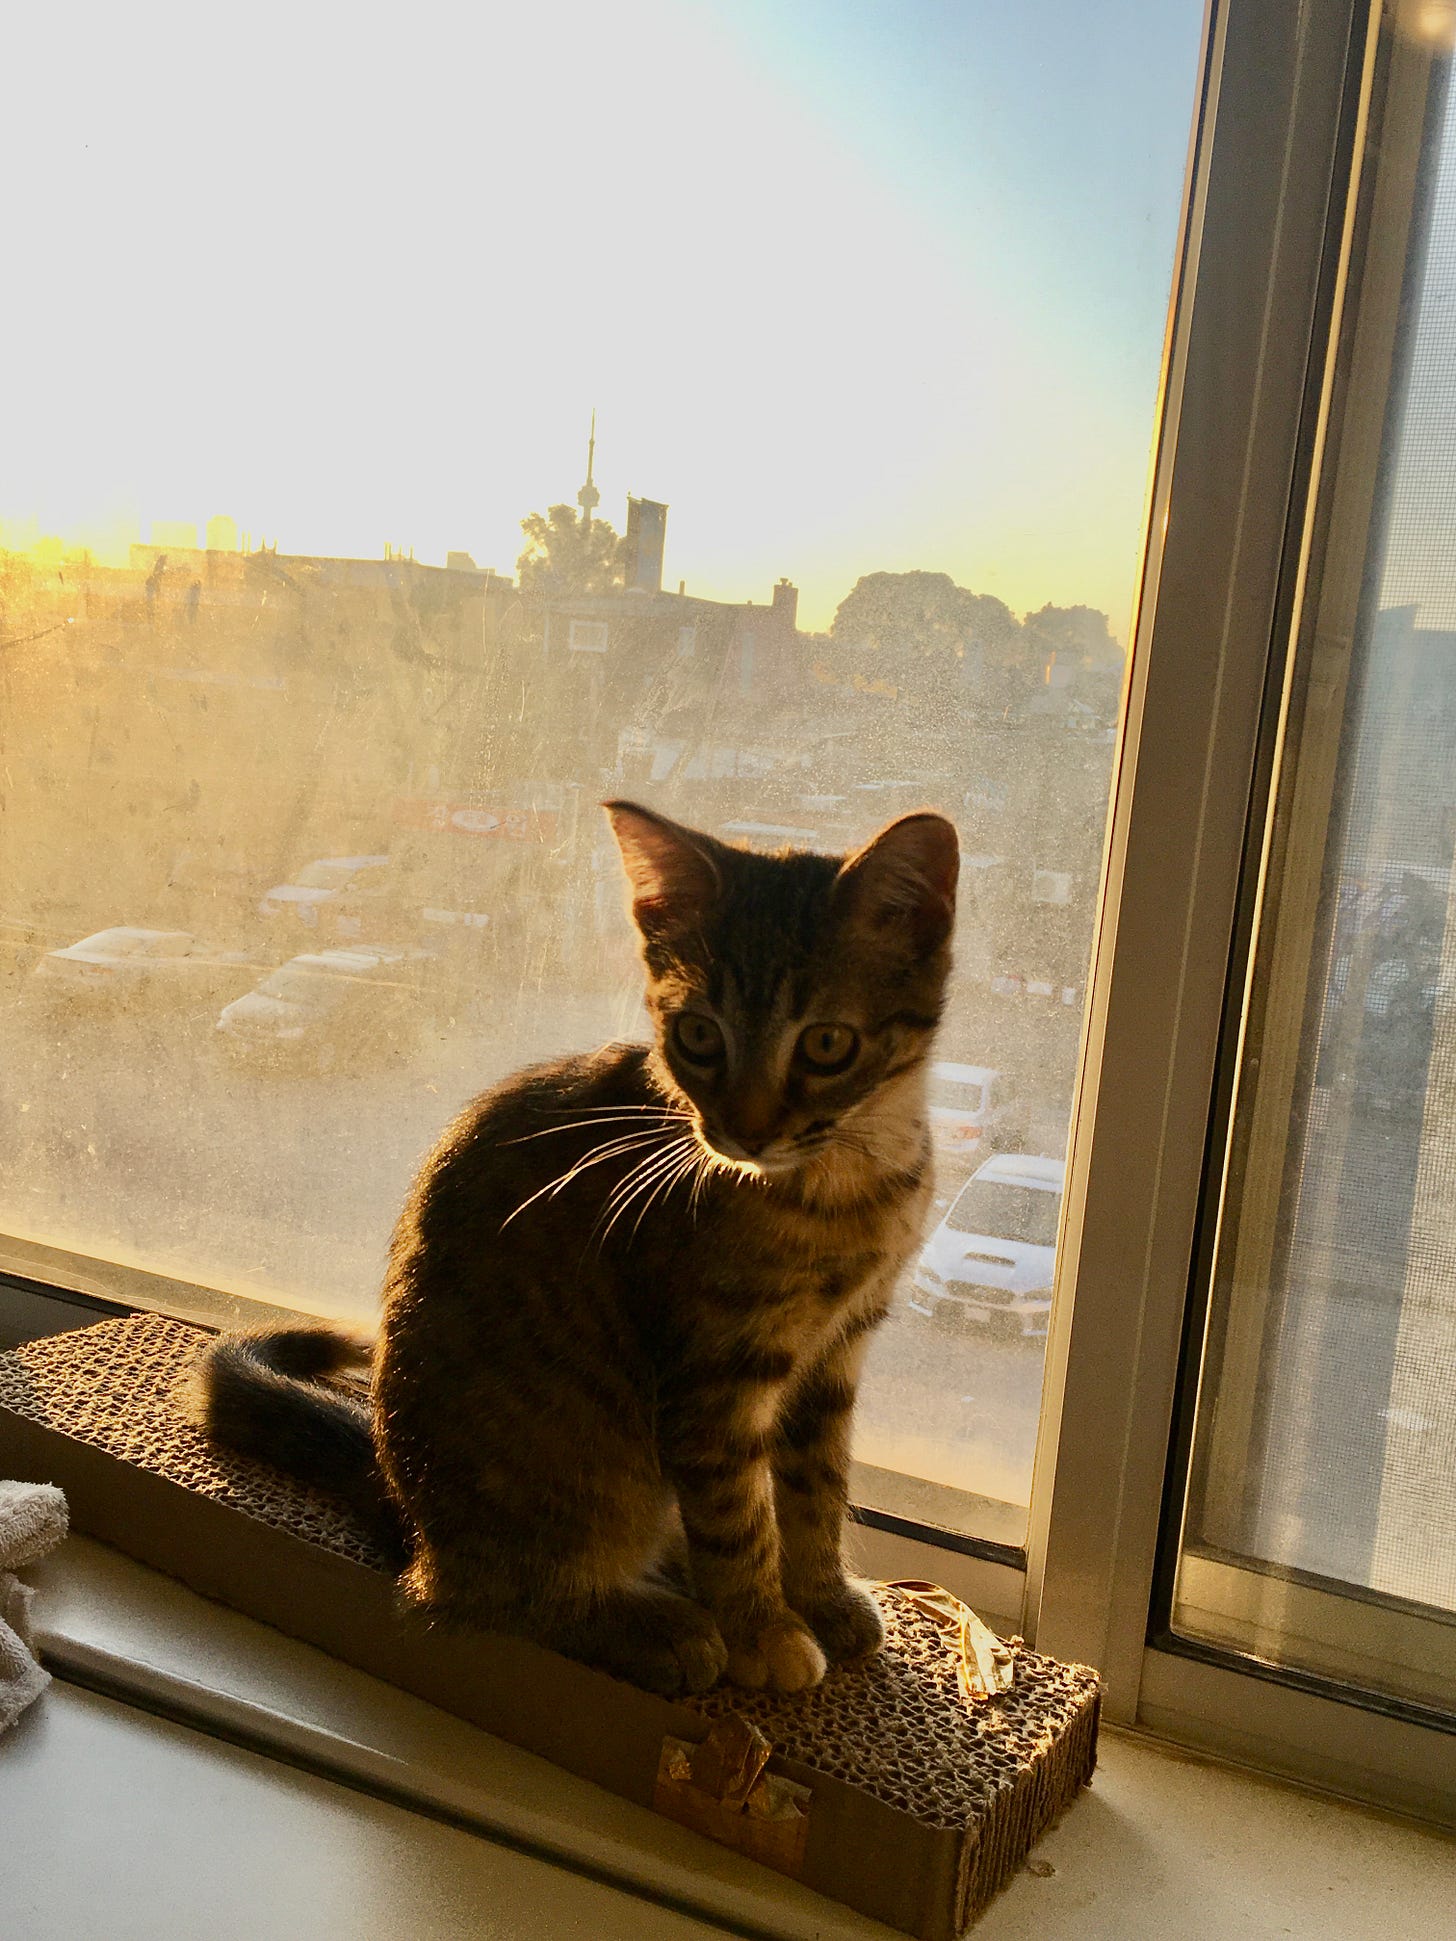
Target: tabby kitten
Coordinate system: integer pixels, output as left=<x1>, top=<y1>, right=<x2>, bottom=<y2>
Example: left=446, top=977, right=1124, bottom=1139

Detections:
left=197, top=801, right=957, bottom=1696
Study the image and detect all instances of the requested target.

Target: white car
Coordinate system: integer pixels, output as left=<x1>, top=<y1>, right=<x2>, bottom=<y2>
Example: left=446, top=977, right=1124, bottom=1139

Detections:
left=216, top=943, right=442, bottom=1072
left=30, top=928, right=261, bottom=1013
left=258, top=856, right=390, bottom=930
left=927, top=1061, right=1027, bottom=1156
left=909, top=1153, right=1064, bottom=1339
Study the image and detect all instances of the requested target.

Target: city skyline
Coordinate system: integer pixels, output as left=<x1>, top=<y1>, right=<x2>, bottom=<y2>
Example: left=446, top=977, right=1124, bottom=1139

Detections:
left=0, top=469, right=1129, bottom=651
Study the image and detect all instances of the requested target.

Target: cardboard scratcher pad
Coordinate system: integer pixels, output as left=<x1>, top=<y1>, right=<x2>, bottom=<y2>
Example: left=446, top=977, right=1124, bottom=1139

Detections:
left=0, top=1314, right=1099, bottom=1938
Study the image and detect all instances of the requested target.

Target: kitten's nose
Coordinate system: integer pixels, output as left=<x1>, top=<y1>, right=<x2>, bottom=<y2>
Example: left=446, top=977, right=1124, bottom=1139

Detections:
left=707, top=1113, right=774, bottom=1161
left=727, top=1087, right=779, bottom=1155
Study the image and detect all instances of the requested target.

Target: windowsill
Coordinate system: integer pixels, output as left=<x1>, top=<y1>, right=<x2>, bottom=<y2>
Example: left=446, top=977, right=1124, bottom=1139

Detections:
left=5, top=1287, right=1449, bottom=1928
left=27, top=1535, right=887, bottom=1941
left=19, top=1536, right=1454, bottom=1941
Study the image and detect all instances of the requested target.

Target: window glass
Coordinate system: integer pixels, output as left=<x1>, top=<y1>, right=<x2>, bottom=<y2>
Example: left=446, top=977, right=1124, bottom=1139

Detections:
left=0, top=0, right=1204, bottom=1545
left=930, top=1073, right=987, bottom=1114
left=945, top=1178, right=1062, bottom=1248
left=254, top=965, right=352, bottom=1006
left=1172, top=23, right=1456, bottom=1713
left=78, top=930, right=183, bottom=959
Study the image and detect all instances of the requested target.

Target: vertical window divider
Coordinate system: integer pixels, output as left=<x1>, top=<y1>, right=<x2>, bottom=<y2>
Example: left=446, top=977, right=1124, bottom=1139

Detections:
left=1023, top=0, right=1376, bottom=1721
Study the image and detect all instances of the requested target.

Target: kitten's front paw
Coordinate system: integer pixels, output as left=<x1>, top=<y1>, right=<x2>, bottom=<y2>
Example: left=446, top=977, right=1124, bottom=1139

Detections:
left=725, top=1616, right=828, bottom=1694
left=642, top=1599, right=730, bottom=1697
left=583, top=1590, right=728, bottom=1698
left=798, top=1578, right=886, bottom=1666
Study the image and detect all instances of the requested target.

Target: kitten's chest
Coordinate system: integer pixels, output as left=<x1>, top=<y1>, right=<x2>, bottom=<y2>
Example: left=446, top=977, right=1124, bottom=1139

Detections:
left=635, top=1163, right=932, bottom=1365
left=709, top=1201, right=914, bottom=1345
left=766, top=1167, right=932, bottom=1288
left=775, top=1177, right=931, bottom=1355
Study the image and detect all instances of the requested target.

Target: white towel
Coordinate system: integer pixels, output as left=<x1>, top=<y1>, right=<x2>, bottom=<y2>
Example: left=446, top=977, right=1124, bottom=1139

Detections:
left=0, top=1480, right=68, bottom=1733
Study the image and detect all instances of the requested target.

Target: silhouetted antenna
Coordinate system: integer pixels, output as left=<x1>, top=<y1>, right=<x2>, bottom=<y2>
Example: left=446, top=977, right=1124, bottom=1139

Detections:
left=577, top=409, right=600, bottom=527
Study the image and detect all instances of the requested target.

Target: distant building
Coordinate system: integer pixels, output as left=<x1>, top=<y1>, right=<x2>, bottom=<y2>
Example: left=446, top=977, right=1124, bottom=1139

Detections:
left=625, top=497, right=668, bottom=593
left=771, top=578, right=799, bottom=631
left=515, top=442, right=808, bottom=792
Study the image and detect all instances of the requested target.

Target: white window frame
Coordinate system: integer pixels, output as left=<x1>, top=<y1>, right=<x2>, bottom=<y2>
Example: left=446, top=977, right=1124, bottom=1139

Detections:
left=1027, top=0, right=1456, bottom=1821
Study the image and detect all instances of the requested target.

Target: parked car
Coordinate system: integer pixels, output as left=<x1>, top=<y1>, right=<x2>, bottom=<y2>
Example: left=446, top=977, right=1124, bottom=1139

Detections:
left=927, top=1061, right=1029, bottom=1157
left=29, top=927, right=264, bottom=1018
left=908, top=1153, right=1064, bottom=1340
left=216, top=944, right=443, bottom=1073
left=257, top=856, right=391, bottom=933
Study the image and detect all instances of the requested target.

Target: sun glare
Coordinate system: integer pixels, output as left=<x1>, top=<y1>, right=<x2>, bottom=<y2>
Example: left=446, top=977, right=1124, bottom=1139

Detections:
left=0, top=0, right=1196, bottom=638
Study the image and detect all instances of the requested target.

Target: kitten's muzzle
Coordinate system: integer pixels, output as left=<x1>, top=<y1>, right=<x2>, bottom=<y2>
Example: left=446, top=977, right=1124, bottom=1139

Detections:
left=704, top=1129, right=766, bottom=1162
left=699, top=1125, right=803, bottom=1176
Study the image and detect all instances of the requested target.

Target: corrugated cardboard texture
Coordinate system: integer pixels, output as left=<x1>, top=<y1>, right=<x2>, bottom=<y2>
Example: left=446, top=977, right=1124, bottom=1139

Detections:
left=0, top=1313, right=1100, bottom=1937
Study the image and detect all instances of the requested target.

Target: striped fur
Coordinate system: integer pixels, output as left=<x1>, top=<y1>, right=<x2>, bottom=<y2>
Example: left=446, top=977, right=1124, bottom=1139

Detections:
left=196, top=804, right=957, bottom=1697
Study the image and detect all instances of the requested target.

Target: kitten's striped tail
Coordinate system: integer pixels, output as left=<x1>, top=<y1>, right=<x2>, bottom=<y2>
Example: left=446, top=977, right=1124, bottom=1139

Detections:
left=191, top=1327, right=408, bottom=1566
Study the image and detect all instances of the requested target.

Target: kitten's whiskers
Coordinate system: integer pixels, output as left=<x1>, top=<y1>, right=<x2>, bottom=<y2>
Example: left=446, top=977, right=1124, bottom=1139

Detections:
left=593, top=1135, right=699, bottom=1249
left=502, top=1107, right=688, bottom=1146
left=625, top=1140, right=703, bottom=1244
left=499, top=1128, right=673, bottom=1230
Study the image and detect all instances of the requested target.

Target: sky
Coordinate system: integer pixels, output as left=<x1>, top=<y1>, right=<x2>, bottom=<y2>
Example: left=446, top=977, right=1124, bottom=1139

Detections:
left=2, top=0, right=1206, bottom=635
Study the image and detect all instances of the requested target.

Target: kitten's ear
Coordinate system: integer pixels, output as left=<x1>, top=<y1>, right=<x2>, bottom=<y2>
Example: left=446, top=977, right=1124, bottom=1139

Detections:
left=834, top=811, right=959, bottom=955
left=603, top=801, right=724, bottom=943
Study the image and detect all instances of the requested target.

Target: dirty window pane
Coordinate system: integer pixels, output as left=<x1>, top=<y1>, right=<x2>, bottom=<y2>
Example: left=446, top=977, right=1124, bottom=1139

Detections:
left=1173, top=30, right=1456, bottom=1713
left=0, top=0, right=1204, bottom=1544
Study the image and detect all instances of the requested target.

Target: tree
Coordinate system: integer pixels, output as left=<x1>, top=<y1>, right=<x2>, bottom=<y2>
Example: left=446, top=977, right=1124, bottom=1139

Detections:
left=831, top=570, right=1022, bottom=670
left=516, top=504, right=627, bottom=596
left=1020, top=603, right=1122, bottom=670
left=829, top=569, right=1032, bottom=722
left=1021, top=604, right=1124, bottom=721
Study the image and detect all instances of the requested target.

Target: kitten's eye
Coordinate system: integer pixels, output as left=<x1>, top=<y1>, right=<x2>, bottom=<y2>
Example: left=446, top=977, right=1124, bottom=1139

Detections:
left=672, top=1013, right=725, bottom=1064
left=796, top=1023, right=860, bottom=1074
